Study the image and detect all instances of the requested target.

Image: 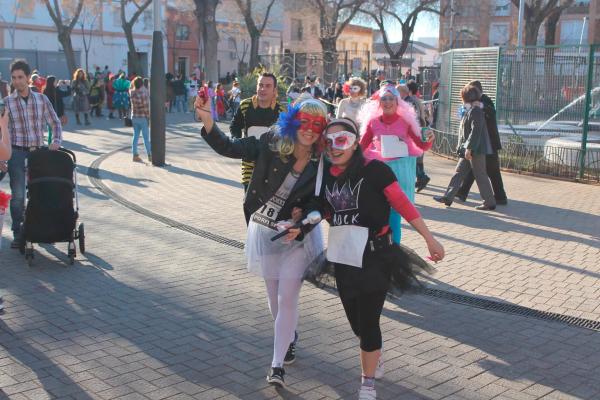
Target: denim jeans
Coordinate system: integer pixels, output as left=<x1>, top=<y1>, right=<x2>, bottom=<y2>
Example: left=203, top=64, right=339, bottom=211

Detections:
left=175, top=95, right=186, bottom=112
left=132, top=117, right=151, bottom=156
left=7, top=149, right=28, bottom=235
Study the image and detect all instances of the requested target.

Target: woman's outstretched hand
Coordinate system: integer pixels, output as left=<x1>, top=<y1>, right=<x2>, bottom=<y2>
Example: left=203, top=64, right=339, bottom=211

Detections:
left=426, top=237, right=445, bottom=263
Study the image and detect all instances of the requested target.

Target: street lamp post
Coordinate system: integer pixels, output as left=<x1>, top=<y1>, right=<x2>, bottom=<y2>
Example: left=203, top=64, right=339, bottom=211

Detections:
left=150, top=0, right=166, bottom=166
left=517, top=0, right=525, bottom=47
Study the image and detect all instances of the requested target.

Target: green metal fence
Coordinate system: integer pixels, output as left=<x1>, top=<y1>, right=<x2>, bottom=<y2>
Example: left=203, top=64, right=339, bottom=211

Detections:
left=435, top=45, right=600, bottom=183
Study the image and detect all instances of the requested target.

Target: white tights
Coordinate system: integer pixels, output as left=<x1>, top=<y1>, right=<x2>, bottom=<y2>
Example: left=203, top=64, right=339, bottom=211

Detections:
left=265, top=278, right=303, bottom=367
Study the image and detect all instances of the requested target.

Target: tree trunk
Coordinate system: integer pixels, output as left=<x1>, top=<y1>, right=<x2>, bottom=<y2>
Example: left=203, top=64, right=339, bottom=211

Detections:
left=58, top=28, right=78, bottom=77
left=524, top=19, right=543, bottom=45
left=124, top=23, right=142, bottom=76
left=195, top=0, right=219, bottom=82
left=320, top=37, right=338, bottom=85
left=544, top=12, right=561, bottom=45
left=249, top=33, right=261, bottom=72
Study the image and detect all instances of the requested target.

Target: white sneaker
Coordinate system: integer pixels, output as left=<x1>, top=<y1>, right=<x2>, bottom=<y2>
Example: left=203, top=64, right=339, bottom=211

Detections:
left=374, top=351, right=384, bottom=379
left=358, top=385, right=376, bottom=400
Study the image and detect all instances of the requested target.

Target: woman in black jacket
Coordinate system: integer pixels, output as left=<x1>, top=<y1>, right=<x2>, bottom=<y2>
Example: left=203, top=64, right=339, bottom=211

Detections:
left=195, top=95, right=328, bottom=388
left=43, top=76, right=70, bottom=144
left=434, top=84, right=496, bottom=210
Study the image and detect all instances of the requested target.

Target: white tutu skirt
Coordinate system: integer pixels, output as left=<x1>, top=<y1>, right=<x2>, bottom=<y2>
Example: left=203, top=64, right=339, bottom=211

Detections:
left=245, top=220, right=325, bottom=280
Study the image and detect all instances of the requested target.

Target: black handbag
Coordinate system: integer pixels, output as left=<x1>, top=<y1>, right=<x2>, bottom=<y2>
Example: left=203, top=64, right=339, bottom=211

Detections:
left=124, top=117, right=133, bottom=127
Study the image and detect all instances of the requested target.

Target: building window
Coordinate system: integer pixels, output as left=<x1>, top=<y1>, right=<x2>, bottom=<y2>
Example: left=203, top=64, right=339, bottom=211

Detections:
left=311, top=23, right=318, bottom=34
left=291, top=19, right=303, bottom=41
left=489, top=23, right=509, bottom=46
left=363, top=43, right=369, bottom=53
left=351, top=42, right=358, bottom=52
left=492, top=0, right=511, bottom=16
left=560, top=19, right=588, bottom=45
left=176, top=24, right=190, bottom=41
left=262, top=41, right=270, bottom=53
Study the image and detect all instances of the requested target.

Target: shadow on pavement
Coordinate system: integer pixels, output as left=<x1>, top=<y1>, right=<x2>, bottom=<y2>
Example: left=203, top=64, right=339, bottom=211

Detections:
left=2, top=237, right=417, bottom=399
left=414, top=201, right=600, bottom=279
left=0, top=319, right=96, bottom=399
left=382, top=290, right=600, bottom=399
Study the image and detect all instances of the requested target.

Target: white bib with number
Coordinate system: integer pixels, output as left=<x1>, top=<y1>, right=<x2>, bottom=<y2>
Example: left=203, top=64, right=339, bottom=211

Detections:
left=247, top=126, right=270, bottom=138
left=326, top=225, right=369, bottom=268
left=381, top=135, right=409, bottom=158
left=251, top=172, right=298, bottom=230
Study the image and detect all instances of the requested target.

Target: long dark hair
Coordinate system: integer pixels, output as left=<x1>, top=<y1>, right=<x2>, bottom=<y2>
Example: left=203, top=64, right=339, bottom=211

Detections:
left=43, top=75, right=57, bottom=100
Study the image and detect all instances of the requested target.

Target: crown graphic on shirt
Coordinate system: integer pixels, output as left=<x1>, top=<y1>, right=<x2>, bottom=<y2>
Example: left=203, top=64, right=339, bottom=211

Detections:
left=325, top=179, right=364, bottom=212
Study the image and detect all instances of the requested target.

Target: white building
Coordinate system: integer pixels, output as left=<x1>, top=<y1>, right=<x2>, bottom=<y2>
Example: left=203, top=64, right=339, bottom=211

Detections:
left=372, top=30, right=440, bottom=74
left=0, top=0, right=167, bottom=79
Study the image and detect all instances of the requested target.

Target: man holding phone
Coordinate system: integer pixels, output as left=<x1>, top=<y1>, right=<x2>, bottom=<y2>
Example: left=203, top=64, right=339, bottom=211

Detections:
left=4, top=59, right=62, bottom=248
left=229, top=73, right=283, bottom=198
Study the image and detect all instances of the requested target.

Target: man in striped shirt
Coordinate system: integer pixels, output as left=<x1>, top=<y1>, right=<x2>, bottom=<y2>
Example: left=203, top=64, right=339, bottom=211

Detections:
left=5, top=59, right=62, bottom=248
left=230, top=73, right=283, bottom=191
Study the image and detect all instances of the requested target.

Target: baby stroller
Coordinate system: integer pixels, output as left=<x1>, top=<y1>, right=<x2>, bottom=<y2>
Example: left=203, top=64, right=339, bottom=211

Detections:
left=18, top=148, right=85, bottom=266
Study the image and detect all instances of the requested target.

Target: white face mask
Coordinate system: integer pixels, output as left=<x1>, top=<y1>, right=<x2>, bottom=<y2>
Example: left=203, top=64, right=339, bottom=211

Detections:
left=326, top=131, right=357, bottom=150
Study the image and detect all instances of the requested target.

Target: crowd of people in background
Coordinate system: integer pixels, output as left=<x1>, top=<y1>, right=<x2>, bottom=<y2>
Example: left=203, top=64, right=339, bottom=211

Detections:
left=0, top=60, right=506, bottom=209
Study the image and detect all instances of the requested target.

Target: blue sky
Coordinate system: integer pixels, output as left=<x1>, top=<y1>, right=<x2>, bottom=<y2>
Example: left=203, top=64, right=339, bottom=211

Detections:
left=373, top=12, right=440, bottom=42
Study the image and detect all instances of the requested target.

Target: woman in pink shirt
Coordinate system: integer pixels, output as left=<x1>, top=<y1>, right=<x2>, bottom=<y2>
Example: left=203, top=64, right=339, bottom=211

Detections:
left=358, top=83, right=434, bottom=244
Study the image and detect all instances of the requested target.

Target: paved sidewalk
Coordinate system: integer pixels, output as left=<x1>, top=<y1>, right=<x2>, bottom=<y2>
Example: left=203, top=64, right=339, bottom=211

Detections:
left=0, top=114, right=599, bottom=400
left=99, top=117, right=600, bottom=321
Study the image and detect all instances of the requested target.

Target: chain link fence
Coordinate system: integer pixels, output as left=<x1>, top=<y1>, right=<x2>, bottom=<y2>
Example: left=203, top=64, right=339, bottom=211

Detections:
left=435, top=45, right=600, bottom=183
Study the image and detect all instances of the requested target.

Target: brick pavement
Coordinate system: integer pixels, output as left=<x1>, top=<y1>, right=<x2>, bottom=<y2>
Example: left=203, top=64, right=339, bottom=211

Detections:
left=0, top=113, right=599, bottom=399
left=97, top=116, right=600, bottom=321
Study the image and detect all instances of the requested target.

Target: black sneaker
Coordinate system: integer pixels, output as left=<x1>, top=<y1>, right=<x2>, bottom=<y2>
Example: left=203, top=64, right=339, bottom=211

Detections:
left=416, top=176, right=430, bottom=193
left=433, top=195, right=452, bottom=207
left=266, top=367, right=286, bottom=388
left=284, top=331, right=298, bottom=365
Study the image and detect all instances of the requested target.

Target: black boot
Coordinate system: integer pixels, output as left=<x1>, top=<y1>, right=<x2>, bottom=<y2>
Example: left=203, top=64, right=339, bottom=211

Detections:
left=84, top=113, right=90, bottom=126
left=75, top=114, right=81, bottom=125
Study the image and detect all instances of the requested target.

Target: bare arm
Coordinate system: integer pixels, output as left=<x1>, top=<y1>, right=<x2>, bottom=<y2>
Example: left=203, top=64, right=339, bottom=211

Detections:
left=407, top=217, right=444, bottom=262
left=0, top=112, right=11, bottom=160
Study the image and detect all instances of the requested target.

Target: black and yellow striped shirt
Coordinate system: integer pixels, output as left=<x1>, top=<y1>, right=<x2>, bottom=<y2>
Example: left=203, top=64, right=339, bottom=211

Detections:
left=230, top=96, right=283, bottom=185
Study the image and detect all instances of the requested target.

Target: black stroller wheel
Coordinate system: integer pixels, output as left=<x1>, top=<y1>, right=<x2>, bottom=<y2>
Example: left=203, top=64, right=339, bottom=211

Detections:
left=78, top=223, right=85, bottom=255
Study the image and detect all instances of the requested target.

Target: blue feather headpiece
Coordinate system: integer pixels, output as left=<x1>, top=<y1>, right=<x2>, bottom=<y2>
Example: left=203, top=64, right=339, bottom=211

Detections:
left=275, top=102, right=302, bottom=140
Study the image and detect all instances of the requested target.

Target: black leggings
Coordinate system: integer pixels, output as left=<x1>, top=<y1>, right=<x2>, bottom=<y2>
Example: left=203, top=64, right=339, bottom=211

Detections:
left=339, top=290, right=387, bottom=352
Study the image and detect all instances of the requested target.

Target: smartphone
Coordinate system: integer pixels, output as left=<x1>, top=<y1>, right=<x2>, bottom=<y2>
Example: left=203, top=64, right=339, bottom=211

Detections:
left=421, top=126, right=429, bottom=141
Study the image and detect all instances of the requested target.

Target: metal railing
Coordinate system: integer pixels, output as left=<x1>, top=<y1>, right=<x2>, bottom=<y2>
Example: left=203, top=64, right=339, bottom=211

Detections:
left=436, top=45, right=600, bottom=183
